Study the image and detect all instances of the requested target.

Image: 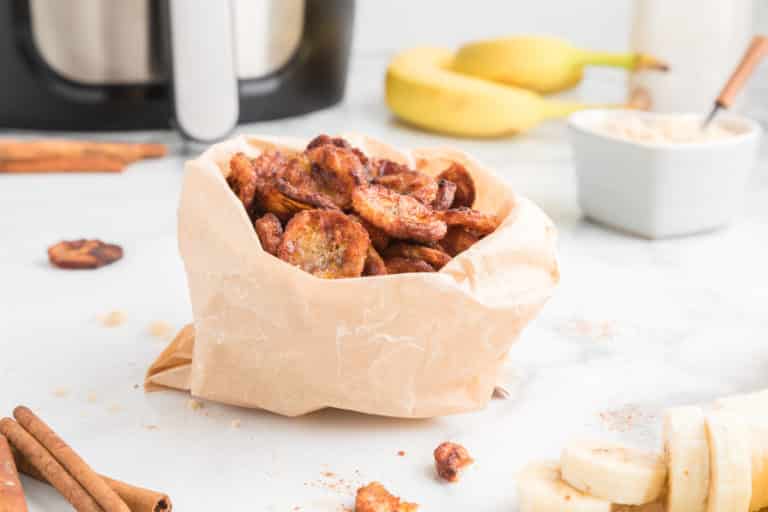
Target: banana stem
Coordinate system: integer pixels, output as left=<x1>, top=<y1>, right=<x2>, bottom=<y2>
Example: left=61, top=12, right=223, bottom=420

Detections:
left=577, top=50, right=669, bottom=71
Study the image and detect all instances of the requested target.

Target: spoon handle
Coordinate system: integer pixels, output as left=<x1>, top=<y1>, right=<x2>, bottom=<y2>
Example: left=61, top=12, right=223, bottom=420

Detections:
left=716, top=35, right=768, bottom=108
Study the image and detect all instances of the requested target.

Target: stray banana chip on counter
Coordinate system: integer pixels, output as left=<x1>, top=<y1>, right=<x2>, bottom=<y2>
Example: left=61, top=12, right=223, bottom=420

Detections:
left=434, top=441, right=474, bottom=482
left=48, top=239, right=123, bottom=269
left=355, top=482, right=418, bottom=512
left=225, top=134, right=502, bottom=278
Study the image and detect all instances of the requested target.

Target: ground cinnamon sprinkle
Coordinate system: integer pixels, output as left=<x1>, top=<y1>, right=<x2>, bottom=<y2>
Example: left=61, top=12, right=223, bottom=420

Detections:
left=101, top=310, right=127, bottom=327
left=52, top=388, right=69, bottom=398
left=599, top=405, right=655, bottom=432
left=560, top=318, right=617, bottom=340
left=304, top=469, right=364, bottom=496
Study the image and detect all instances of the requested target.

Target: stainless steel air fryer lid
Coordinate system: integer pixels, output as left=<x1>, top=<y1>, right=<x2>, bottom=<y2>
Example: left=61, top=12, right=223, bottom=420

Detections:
left=0, top=0, right=354, bottom=140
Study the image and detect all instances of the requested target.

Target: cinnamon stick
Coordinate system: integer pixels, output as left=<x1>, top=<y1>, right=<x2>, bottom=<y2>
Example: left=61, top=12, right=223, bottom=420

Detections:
left=0, top=418, right=101, bottom=512
left=0, top=435, right=27, bottom=512
left=12, top=406, right=129, bottom=512
left=0, top=139, right=167, bottom=173
left=13, top=453, right=171, bottom=512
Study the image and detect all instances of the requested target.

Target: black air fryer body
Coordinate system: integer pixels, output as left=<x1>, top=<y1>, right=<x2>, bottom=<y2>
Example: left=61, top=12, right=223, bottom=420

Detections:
left=0, top=0, right=354, bottom=137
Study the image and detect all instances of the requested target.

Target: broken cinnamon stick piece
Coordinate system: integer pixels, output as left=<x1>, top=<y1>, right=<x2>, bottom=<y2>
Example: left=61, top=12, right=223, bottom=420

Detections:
left=13, top=454, right=171, bottom=512
left=0, top=434, right=27, bottom=512
left=0, top=139, right=167, bottom=173
left=0, top=418, right=101, bottom=512
left=13, top=406, right=129, bottom=512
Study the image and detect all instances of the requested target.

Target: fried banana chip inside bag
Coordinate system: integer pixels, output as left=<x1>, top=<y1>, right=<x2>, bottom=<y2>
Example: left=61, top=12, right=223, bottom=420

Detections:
left=384, top=256, right=435, bottom=274
left=373, top=170, right=438, bottom=205
left=350, top=214, right=390, bottom=252
left=439, top=227, right=480, bottom=256
left=384, top=242, right=451, bottom=270
left=439, top=207, right=499, bottom=236
left=304, top=144, right=367, bottom=208
left=437, top=162, right=476, bottom=208
left=277, top=209, right=370, bottom=279
left=253, top=213, right=283, bottom=256
left=432, top=178, right=457, bottom=211
left=352, top=185, right=447, bottom=244
left=363, top=247, right=388, bottom=276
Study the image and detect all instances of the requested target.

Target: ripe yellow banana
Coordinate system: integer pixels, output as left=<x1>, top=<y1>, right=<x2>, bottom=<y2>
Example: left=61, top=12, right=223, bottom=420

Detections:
left=715, top=390, right=768, bottom=511
left=664, top=406, right=709, bottom=512
left=560, top=440, right=666, bottom=505
left=517, top=461, right=612, bottom=512
left=385, top=47, right=603, bottom=137
left=452, top=35, right=668, bottom=94
left=705, top=412, right=753, bottom=512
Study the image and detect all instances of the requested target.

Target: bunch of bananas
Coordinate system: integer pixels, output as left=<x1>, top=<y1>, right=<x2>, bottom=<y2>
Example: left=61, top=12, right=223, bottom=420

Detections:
left=385, top=36, right=667, bottom=137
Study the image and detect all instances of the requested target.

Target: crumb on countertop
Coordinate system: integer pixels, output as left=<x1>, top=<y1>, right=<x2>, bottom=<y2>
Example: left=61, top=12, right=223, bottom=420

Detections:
left=231, top=419, right=241, bottom=429
left=397, top=451, right=405, bottom=457
left=187, top=398, right=204, bottom=411
left=144, top=424, right=158, bottom=430
left=355, top=482, right=418, bottom=512
left=560, top=318, right=617, bottom=341
left=101, top=310, right=127, bottom=327
left=52, top=387, right=69, bottom=398
left=86, top=392, right=98, bottom=403
left=147, top=320, right=174, bottom=339
left=434, top=442, right=474, bottom=482
left=599, top=404, right=656, bottom=433
left=107, top=404, right=122, bottom=414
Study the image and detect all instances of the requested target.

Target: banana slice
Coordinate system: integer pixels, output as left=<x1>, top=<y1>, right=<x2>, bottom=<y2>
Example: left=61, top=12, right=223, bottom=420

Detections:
left=715, top=390, right=768, bottom=511
left=517, top=461, right=611, bottom=512
left=664, top=406, right=710, bottom=512
left=706, top=412, right=752, bottom=512
left=560, top=440, right=666, bottom=505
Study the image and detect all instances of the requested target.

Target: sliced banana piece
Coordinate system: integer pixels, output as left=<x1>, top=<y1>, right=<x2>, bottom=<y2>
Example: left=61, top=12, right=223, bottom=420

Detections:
left=664, top=406, right=710, bottom=512
left=517, top=460, right=611, bottom=512
left=706, top=411, right=752, bottom=512
left=715, top=390, right=768, bottom=511
left=560, top=440, right=666, bottom=505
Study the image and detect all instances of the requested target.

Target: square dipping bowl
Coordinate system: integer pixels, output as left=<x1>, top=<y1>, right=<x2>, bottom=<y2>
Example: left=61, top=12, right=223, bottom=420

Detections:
left=568, top=109, right=762, bottom=239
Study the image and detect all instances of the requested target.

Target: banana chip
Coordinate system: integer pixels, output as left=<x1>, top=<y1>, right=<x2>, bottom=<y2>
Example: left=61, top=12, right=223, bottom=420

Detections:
left=373, top=170, right=438, bottom=205
left=385, top=256, right=435, bottom=274
left=440, top=207, right=499, bottom=235
left=350, top=214, right=390, bottom=252
left=433, top=178, right=457, bottom=210
left=352, top=184, right=447, bottom=244
left=439, top=227, right=480, bottom=256
left=438, top=162, right=476, bottom=208
left=305, top=144, right=367, bottom=208
left=384, top=242, right=451, bottom=270
left=363, top=247, right=388, bottom=276
left=227, top=152, right=259, bottom=210
left=253, top=213, right=283, bottom=256
left=277, top=209, right=370, bottom=279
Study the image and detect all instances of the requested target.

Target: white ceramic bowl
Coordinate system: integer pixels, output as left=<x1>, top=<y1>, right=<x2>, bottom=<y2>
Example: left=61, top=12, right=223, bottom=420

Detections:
left=568, top=110, right=762, bottom=239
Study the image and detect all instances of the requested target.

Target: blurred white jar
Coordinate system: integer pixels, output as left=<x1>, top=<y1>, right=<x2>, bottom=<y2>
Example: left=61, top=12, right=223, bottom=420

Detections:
left=629, top=0, right=753, bottom=113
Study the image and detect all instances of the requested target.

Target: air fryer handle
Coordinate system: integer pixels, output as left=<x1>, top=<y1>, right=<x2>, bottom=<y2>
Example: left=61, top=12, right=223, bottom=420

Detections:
left=166, top=0, right=239, bottom=142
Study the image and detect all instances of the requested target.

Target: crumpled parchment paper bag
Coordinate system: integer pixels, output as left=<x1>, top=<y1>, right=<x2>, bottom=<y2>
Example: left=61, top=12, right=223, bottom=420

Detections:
left=146, top=134, right=559, bottom=418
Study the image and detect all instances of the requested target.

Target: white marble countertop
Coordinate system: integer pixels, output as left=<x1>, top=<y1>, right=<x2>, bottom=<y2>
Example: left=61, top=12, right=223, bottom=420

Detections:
left=1, top=56, right=767, bottom=511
